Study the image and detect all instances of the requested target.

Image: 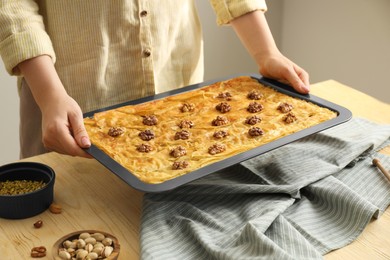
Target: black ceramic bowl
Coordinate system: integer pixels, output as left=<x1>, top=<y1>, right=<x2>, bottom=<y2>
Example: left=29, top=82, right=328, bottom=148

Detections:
left=0, top=162, right=55, bottom=219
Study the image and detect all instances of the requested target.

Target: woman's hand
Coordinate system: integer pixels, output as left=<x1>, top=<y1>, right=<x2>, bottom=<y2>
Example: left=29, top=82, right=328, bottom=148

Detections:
left=256, top=51, right=310, bottom=94
left=39, top=91, right=92, bottom=157
left=231, top=10, right=310, bottom=94
left=18, top=55, right=92, bottom=158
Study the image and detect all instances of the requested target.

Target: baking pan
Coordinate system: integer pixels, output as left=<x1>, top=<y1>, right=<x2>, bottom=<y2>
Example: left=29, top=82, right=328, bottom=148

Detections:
left=84, top=74, right=352, bottom=193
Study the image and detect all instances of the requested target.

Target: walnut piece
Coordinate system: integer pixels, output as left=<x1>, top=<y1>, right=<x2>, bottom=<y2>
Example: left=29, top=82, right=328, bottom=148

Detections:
left=247, top=102, right=264, bottom=113
left=216, top=102, right=231, bottom=113
left=142, top=115, right=158, bottom=126
left=178, top=120, right=194, bottom=129
left=139, top=130, right=155, bottom=141
left=170, top=146, right=187, bottom=158
left=208, top=143, right=226, bottom=155
left=49, top=203, right=62, bottom=214
left=245, top=115, right=262, bottom=125
left=216, top=92, right=232, bottom=100
left=172, top=161, right=189, bottom=170
left=211, top=115, right=229, bottom=126
left=283, top=112, right=297, bottom=123
left=174, top=130, right=190, bottom=140
left=181, top=103, right=195, bottom=112
left=213, top=130, right=229, bottom=139
left=108, top=127, right=125, bottom=137
left=137, top=144, right=153, bottom=153
left=277, top=102, right=294, bottom=113
left=248, top=127, right=264, bottom=137
left=247, top=90, right=263, bottom=100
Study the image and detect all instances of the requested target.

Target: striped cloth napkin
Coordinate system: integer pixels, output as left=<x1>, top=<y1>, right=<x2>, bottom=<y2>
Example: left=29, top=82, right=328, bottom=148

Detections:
left=140, top=118, right=390, bottom=260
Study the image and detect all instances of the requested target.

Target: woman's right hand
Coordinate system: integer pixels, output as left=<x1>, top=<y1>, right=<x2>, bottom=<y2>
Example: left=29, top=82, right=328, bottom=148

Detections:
left=39, top=90, right=92, bottom=157
left=18, top=55, right=92, bottom=158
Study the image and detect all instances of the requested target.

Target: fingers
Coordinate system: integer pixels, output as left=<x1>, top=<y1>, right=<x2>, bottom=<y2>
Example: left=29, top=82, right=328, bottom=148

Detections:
left=41, top=108, right=92, bottom=158
left=282, top=64, right=310, bottom=94
left=258, top=53, right=311, bottom=94
left=68, top=112, right=93, bottom=158
left=43, top=124, right=92, bottom=158
left=294, top=64, right=310, bottom=87
left=68, top=112, right=91, bottom=149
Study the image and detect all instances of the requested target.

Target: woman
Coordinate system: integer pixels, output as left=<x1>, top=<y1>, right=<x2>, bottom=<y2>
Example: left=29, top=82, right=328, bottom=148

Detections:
left=0, top=0, right=309, bottom=158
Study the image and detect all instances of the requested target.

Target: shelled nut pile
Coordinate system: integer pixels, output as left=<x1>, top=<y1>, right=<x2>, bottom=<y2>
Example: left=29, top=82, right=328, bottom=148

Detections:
left=0, top=180, right=46, bottom=195
left=58, top=232, right=114, bottom=260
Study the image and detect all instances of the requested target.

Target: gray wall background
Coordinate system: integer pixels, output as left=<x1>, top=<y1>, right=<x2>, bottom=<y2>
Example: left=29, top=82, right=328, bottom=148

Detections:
left=1, top=1, right=389, bottom=164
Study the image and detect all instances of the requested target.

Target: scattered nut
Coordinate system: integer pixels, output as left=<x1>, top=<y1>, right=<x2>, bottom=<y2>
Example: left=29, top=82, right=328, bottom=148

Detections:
left=33, top=220, right=43, bottom=228
left=49, top=202, right=62, bottom=214
left=31, top=246, right=46, bottom=258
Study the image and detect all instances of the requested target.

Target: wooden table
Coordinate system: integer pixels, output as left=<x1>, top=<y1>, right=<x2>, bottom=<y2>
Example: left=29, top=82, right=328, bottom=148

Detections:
left=0, top=80, right=389, bottom=260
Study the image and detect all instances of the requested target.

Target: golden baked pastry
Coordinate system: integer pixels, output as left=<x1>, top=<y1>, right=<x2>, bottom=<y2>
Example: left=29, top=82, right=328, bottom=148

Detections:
left=84, top=76, right=337, bottom=184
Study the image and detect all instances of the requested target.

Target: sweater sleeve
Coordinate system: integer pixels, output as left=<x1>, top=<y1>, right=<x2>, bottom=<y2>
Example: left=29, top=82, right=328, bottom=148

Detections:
left=209, top=0, right=268, bottom=25
left=0, top=0, right=56, bottom=76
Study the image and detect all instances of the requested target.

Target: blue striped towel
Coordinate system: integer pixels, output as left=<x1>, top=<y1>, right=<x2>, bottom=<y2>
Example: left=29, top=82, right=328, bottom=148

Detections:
left=140, top=118, right=390, bottom=260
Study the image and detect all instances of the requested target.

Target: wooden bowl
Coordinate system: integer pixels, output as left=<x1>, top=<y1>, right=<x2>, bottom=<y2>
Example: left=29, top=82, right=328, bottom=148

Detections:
left=52, top=230, right=120, bottom=259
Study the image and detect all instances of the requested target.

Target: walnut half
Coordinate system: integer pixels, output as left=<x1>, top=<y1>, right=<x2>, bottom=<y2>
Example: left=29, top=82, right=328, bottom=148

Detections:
left=136, top=144, right=153, bottom=153
left=142, top=115, right=158, bottom=126
left=170, top=146, right=187, bottom=158
left=139, top=129, right=155, bottom=141
left=172, top=161, right=189, bottom=170
left=208, top=143, right=226, bottom=155
left=108, top=127, right=125, bottom=137
left=248, top=127, right=264, bottom=137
